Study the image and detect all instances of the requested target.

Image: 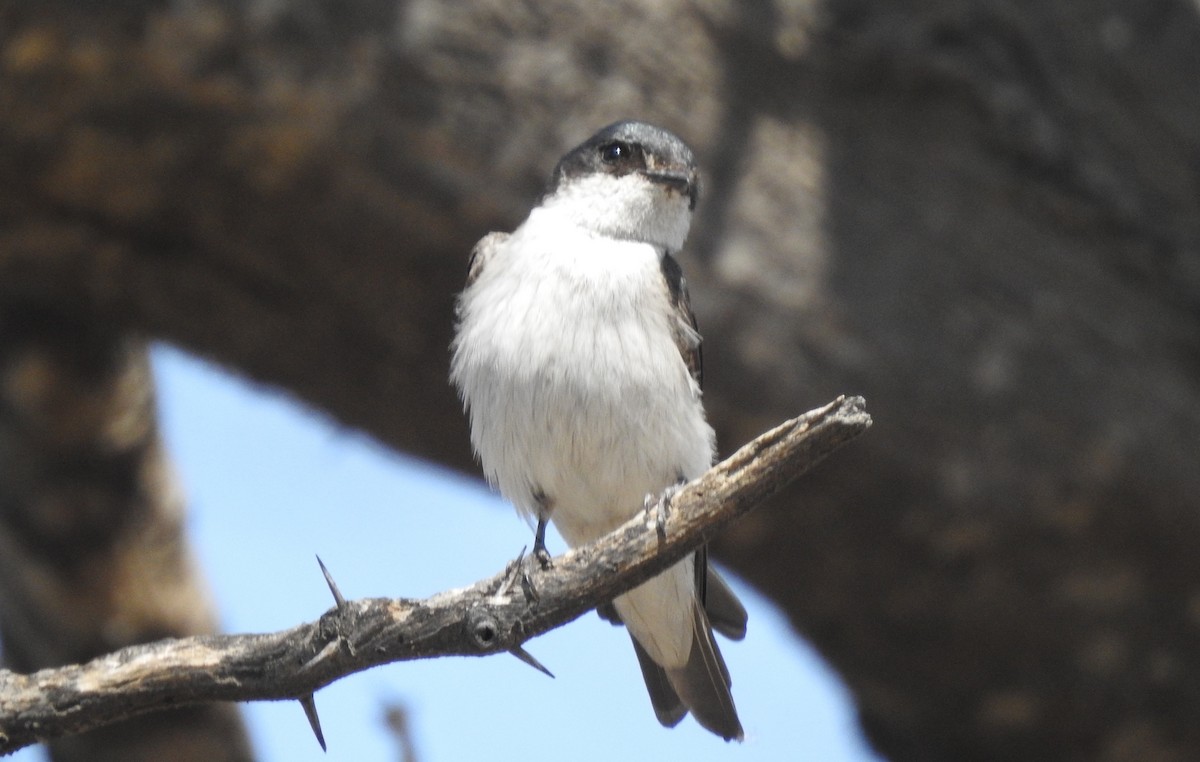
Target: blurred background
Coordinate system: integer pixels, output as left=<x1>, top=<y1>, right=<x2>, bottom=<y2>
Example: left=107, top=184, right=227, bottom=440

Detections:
left=8, top=346, right=881, bottom=761
left=2, top=1, right=1199, bottom=760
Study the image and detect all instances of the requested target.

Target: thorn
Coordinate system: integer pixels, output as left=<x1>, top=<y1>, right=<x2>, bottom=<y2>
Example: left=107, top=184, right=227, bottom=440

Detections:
left=298, top=693, right=327, bottom=752
left=509, top=646, right=555, bottom=678
left=316, top=555, right=347, bottom=610
left=300, top=639, right=341, bottom=673
left=495, top=547, right=527, bottom=599
left=520, top=561, right=541, bottom=604
left=496, top=546, right=540, bottom=603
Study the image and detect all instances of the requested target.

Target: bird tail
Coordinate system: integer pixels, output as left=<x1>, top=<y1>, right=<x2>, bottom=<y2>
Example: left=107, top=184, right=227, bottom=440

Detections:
left=604, top=551, right=746, bottom=740
left=629, top=600, right=743, bottom=741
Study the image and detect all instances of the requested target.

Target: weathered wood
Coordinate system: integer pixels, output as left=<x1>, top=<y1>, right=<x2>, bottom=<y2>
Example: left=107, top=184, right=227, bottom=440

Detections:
left=0, top=398, right=870, bottom=754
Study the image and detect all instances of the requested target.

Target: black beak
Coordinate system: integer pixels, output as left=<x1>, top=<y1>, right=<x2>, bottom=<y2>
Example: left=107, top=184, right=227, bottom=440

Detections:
left=641, top=169, right=699, bottom=211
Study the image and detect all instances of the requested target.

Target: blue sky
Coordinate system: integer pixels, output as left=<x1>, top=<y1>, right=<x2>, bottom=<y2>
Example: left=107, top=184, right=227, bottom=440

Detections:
left=9, top=345, right=881, bottom=762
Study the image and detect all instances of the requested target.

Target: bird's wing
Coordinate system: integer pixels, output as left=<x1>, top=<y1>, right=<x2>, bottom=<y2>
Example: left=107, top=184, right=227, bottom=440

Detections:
left=659, top=251, right=703, bottom=388
left=464, top=231, right=510, bottom=289
left=598, top=551, right=746, bottom=641
left=702, top=563, right=749, bottom=641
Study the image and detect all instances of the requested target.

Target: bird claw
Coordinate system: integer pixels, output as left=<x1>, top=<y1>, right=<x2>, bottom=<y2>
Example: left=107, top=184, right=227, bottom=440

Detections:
left=645, top=482, right=683, bottom=541
left=532, top=516, right=553, bottom=569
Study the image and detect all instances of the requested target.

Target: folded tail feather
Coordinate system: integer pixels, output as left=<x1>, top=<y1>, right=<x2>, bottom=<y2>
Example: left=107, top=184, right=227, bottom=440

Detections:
left=676, top=600, right=742, bottom=739
left=599, top=549, right=746, bottom=740
left=702, top=566, right=747, bottom=642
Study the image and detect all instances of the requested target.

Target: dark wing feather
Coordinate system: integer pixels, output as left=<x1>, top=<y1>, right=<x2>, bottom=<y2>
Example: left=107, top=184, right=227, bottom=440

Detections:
left=464, top=232, right=509, bottom=290
left=630, top=636, right=688, bottom=728
left=704, top=565, right=749, bottom=641
left=659, top=251, right=703, bottom=388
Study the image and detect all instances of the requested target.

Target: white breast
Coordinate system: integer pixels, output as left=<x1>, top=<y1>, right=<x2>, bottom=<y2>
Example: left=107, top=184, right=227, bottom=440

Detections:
left=450, top=207, right=715, bottom=545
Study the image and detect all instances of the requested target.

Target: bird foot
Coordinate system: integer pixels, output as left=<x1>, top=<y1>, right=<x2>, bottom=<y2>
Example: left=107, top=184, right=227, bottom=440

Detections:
left=532, top=516, right=553, bottom=569
left=644, top=482, right=685, bottom=541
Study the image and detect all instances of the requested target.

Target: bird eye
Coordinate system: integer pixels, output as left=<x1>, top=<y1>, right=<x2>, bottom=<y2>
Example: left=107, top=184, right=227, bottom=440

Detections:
left=599, top=141, right=629, bottom=164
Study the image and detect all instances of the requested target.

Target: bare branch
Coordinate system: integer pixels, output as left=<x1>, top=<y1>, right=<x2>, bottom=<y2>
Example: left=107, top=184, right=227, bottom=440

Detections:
left=0, top=396, right=870, bottom=754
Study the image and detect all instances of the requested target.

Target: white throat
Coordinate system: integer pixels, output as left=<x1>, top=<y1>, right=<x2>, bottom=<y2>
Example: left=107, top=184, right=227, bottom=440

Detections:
left=540, top=172, right=693, bottom=252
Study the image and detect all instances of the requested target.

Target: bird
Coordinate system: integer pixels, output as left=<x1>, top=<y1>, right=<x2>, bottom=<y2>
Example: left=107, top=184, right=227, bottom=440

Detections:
left=450, top=120, right=746, bottom=740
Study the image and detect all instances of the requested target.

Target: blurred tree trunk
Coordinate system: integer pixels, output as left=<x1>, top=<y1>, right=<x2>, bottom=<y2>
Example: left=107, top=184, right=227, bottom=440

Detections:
left=0, top=314, right=254, bottom=762
left=2, top=0, right=1199, bottom=760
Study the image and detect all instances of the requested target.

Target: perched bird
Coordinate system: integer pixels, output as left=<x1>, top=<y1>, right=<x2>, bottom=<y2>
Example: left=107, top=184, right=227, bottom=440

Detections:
left=450, top=120, right=746, bottom=740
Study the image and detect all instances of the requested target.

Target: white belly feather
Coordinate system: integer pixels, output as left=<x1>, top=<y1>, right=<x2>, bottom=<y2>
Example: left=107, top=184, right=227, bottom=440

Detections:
left=451, top=209, right=715, bottom=668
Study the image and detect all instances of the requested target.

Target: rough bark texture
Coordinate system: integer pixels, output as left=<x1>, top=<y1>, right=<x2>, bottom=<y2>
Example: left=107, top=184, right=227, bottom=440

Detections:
left=0, top=399, right=869, bottom=754
left=1, top=1, right=1198, bottom=760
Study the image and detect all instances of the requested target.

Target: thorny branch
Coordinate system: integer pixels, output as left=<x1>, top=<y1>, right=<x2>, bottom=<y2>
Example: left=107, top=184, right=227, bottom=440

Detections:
left=0, top=396, right=870, bottom=754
